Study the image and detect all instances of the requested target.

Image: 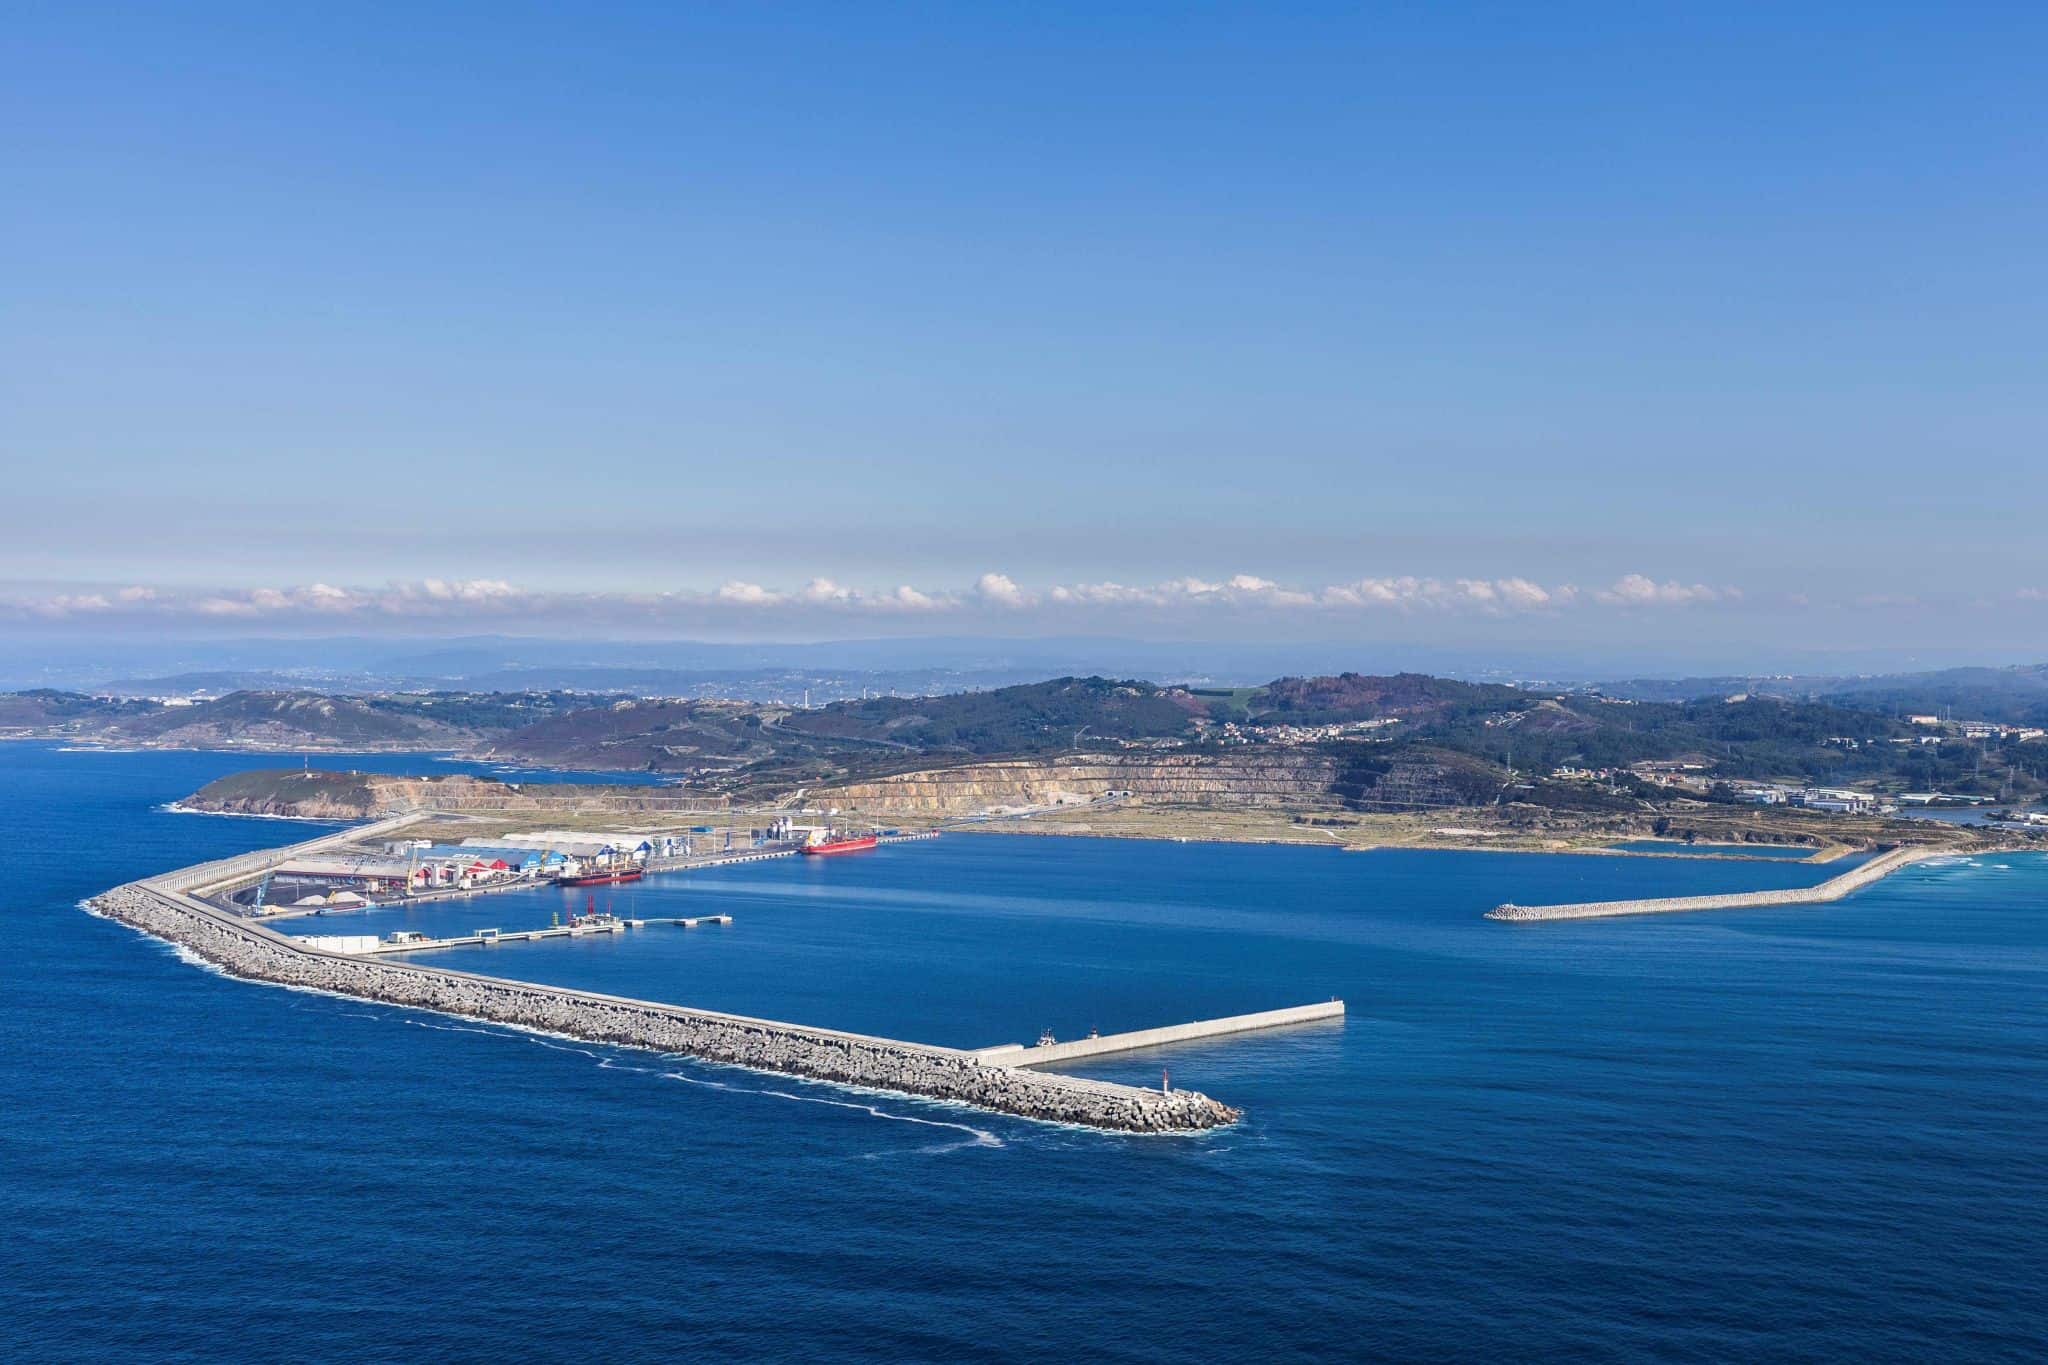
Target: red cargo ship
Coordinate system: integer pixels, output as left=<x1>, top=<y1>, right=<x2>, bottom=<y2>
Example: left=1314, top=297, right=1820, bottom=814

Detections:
left=559, top=867, right=644, bottom=886
left=801, top=834, right=878, bottom=856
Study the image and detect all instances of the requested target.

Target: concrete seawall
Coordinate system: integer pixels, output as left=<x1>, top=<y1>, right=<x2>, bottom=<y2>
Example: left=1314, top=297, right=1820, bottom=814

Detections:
left=973, top=1001, right=1345, bottom=1067
left=88, top=827, right=1242, bottom=1133
left=1485, top=845, right=1953, bottom=922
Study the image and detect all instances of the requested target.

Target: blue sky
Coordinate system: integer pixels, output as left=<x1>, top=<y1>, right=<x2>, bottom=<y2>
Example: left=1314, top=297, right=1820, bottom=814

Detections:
left=4, top=3, right=2046, bottom=663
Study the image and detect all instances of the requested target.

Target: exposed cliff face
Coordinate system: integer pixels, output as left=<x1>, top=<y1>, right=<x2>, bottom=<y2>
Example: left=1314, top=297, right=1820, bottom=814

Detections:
left=175, top=770, right=384, bottom=818
left=816, top=752, right=1342, bottom=816
left=189, top=791, right=388, bottom=820
left=183, top=746, right=1503, bottom=823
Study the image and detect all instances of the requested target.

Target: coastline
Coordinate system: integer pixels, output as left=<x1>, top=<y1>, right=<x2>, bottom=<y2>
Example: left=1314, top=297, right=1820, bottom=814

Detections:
left=942, top=815, right=1864, bottom=863
left=159, top=801, right=352, bottom=823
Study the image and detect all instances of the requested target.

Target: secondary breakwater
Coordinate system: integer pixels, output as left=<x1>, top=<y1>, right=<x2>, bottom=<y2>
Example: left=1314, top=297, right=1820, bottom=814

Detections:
left=973, top=1001, right=1346, bottom=1067
left=87, top=821, right=1244, bottom=1133
left=1485, top=845, right=1958, bottom=922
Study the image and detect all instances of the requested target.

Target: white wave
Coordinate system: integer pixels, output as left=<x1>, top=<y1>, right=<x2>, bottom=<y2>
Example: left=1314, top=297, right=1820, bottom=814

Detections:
left=657, top=1067, right=1002, bottom=1152
left=399, top=1013, right=1002, bottom=1149
left=77, top=899, right=233, bottom=976
left=168, top=942, right=232, bottom=975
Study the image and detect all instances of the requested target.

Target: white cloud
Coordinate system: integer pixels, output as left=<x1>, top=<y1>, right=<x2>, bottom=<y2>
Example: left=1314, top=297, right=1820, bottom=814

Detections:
left=412, top=578, right=516, bottom=603
left=1050, top=581, right=1153, bottom=605
left=876, top=584, right=946, bottom=611
left=304, top=583, right=358, bottom=612
left=1596, top=574, right=1722, bottom=606
left=1321, top=577, right=1415, bottom=608
left=800, top=577, right=852, bottom=603
left=1226, top=574, right=1316, bottom=606
left=29, top=593, right=114, bottom=617
left=976, top=572, right=1031, bottom=608
left=5, top=568, right=1757, bottom=630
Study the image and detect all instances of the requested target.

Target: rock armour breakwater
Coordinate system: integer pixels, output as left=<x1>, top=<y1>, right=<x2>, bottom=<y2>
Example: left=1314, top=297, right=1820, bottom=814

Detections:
left=1486, top=845, right=1954, bottom=922
left=89, top=876, right=1239, bottom=1134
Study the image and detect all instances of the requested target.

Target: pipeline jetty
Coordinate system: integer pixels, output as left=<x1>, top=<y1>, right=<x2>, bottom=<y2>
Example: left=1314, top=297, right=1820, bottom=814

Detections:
left=87, top=820, right=1250, bottom=1133
left=1486, top=844, right=1956, bottom=922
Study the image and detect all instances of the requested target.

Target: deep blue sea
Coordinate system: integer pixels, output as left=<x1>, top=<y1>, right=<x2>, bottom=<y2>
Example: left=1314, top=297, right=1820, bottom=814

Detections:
left=1608, top=839, right=1820, bottom=859
left=7, top=741, right=2047, bottom=1362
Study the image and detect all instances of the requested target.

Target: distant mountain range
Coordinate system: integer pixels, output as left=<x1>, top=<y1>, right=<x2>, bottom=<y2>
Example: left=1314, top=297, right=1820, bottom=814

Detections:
left=12, top=667, right=2048, bottom=808
left=1594, top=664, right=2048, bottom=722
left=0, top=633, right=1378, bottom=693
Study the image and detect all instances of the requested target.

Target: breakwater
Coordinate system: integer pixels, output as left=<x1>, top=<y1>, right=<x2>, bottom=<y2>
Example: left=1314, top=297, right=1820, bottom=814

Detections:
left=1486, top=845, right=1952, bottom=922
left=89, top=834, right=1240, bottom=1133
left=973, top=1001, right=1345, bottom=1067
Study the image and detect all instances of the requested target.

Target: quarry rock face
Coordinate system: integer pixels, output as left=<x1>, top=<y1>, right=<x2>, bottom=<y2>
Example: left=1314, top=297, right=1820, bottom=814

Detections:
left=181, top=771, right=728, bottom=820
left=818, top=752, right=1341, bottom=816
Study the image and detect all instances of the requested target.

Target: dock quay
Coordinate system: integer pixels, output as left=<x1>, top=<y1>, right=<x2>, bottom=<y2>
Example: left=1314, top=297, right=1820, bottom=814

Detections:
left=1485, top=844, right=1961, bottom=922
left=249, top=844, right=797, bottom=921
left=87, top=815, right=1244, bottom=1132
left=972, top=1000, right=1345, bottom=1067
left=642, top=848, right=794, bottom=873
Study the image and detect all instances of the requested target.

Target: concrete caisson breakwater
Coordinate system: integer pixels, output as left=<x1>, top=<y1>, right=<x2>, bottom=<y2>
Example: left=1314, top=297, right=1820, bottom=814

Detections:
left=974, top=1001, right=1345, bottom=1067
left=1485, top=845, right=1953, bottom=922
left=89, top=847, right=1241, bottom=1133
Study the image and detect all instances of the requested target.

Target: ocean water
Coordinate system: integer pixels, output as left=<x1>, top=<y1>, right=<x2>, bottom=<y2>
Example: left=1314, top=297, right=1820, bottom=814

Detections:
left=1608, top=839, right=1820, bottom=859
left=7, top=742, right=2047, bottom=1361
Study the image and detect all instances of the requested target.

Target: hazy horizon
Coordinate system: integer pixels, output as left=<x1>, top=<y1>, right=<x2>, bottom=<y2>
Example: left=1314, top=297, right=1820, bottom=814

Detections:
left=4, top=627, right=2044, bottom=695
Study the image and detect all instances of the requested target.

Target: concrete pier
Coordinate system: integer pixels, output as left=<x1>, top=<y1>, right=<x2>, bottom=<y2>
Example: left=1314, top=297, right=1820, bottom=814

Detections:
left=346, top=914, right=733, bottom=955
left=643, top=847, right=795, bottom=872
left=1485, top=844, right=1957, bottom=922
left=972, top=1000, right=1345, bottom=1067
